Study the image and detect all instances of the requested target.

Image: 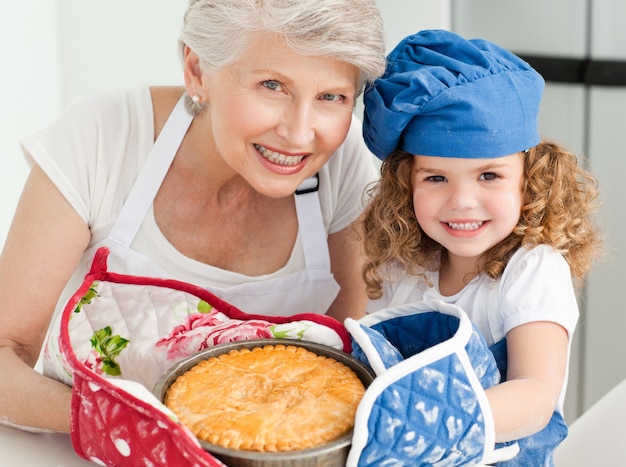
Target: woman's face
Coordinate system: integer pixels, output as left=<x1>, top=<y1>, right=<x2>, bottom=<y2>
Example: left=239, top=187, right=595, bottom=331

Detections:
left=411, top=153, right=524, bottom=265
left=202, top=34, right=359, bottom=197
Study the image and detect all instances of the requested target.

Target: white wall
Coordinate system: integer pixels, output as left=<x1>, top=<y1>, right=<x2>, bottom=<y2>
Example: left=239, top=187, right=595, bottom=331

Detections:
left=377, top=0, right=451, bottom=52
left=56, top=0, right=187, bottom=104
left=0, top=0, right=186, bottom=248
left=0, top=3, right=61, bottom=246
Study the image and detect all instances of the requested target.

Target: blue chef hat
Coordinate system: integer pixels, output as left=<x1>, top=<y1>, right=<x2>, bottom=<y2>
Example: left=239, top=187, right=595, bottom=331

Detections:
left=363, top=29, right=545, bottom=160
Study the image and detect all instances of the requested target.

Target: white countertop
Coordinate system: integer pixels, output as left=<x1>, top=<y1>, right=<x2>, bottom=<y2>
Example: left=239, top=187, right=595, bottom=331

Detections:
left=0, top=424, right=93, bottom=466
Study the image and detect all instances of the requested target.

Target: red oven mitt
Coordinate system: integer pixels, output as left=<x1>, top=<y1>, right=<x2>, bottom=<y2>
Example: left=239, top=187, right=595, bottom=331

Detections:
left=58, top=246, right=352, bottom=466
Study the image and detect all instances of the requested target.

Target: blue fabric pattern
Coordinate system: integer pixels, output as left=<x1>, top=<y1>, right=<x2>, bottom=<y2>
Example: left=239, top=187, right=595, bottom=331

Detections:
left=495, top=411, right=567, bottom=467
left=360, top=351, right=488, bottom=465
left=351, top=323, right=404, bottom=372
left=346, top=300, right=507, bottom=467
left=489, top=339, right=568, bottom=467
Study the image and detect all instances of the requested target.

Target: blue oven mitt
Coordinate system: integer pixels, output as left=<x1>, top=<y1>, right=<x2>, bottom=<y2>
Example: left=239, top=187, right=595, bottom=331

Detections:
left=345, top=299, right=519, bottom=466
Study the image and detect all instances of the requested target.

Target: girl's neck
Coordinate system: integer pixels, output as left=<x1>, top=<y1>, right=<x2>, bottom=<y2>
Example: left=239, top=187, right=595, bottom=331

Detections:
left=437, top=251, right=481, bottom=296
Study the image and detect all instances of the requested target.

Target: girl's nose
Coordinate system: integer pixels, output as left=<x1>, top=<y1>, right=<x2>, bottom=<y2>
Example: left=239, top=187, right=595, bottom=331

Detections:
left=447, top=182, right=479, bottom=211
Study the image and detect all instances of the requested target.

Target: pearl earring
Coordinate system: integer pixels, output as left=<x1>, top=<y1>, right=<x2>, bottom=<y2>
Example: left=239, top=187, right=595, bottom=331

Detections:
left=191, top=94, right=200, bottom=104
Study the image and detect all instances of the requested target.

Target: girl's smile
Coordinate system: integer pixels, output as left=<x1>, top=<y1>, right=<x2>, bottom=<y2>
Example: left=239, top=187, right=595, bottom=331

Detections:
left=442, top=219, right=489, bottom=237
left=411, top=153, right=524, bottom=268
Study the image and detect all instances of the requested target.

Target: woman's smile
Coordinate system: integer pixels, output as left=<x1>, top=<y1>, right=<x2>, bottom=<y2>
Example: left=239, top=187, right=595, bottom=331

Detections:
left=253, top=143, right=308, bottom=166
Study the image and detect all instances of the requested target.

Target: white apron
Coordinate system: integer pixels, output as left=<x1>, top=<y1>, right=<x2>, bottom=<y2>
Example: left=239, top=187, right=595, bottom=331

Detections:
left=42, top=96, right=341, bottom=381
left=90, top=95, right=339, bottom=315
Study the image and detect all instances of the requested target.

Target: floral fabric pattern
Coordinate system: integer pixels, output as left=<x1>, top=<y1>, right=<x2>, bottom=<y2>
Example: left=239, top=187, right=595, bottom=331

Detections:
left=155, top=300, right=275, bottom=361
left=153, top=299, right=321, bottom=362
left=64, top=280, right=346, bottom=389
left=86, top=326, right=130, bottom=376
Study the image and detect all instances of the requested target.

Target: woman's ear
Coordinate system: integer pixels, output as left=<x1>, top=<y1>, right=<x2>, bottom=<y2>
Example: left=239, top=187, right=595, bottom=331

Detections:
left=183, top=45, right=205, bottom=97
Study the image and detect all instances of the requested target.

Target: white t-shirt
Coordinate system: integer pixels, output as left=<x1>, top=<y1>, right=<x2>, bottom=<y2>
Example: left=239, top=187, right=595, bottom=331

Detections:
left=366, top=244, right=579, bottom=411
left=21, top=86, right=379, bottom=307
left=366, top=244, right=579, bottom=347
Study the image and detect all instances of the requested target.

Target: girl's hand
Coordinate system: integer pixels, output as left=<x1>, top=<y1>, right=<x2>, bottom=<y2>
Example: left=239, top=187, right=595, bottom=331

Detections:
left=486, top=321, right=569, bottom=442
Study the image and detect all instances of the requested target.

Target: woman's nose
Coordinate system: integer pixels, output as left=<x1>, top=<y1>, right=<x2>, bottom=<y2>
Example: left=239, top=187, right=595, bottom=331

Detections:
left=276, top=102, right=315, bottom=148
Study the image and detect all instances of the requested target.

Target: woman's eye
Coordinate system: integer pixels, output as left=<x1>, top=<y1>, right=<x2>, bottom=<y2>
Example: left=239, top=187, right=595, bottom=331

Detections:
left=480, top=172, right=497, bottom=181
left=262, top=80, right=282, bottom=92
left=321, top=93, right=344, bottom=102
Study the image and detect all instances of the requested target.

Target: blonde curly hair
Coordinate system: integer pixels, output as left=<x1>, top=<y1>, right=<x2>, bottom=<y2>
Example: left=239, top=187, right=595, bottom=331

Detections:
left=361, top=141, right=604, bottom=300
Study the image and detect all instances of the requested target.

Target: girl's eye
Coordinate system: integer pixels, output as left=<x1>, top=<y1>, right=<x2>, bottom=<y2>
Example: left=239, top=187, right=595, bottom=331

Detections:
left=480, top=172, right=498, bottom=181
left=321, top=93, right=345, bottom=102
left=262, top=80, right=282, bottom=92
left=426, top=175, right=446, bottom=183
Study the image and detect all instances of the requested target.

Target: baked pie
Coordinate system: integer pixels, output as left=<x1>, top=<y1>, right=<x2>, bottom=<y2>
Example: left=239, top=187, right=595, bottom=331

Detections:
left=165, top=343, right=366, bottom=452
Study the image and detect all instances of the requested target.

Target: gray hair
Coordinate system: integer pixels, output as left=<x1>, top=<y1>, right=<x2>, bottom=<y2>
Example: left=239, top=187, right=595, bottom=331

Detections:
left=179, top=0, right=386, bottom=114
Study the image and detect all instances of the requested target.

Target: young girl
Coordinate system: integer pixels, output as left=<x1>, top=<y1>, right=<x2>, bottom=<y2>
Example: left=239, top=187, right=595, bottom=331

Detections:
left=360, top=30, right=603, bottom=465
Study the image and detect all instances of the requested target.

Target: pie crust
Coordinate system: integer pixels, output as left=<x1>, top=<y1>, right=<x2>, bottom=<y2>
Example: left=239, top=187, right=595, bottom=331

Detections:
left=165, top=344, right=366, bottom=452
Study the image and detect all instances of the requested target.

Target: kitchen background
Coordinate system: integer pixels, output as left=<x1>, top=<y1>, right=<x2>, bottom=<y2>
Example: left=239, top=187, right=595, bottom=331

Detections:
left=2, top=0, right=624, bottom=424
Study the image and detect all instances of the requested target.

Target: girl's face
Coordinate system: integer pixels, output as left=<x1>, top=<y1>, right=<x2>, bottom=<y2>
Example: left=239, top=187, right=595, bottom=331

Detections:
left=201, top=34, right=359, bottom=198
left=411, top=153, right=524, bottom=266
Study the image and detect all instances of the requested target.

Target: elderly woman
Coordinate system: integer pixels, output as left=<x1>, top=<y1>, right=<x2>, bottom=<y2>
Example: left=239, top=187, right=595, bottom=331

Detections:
left=0, top=0, right=385, bottom=433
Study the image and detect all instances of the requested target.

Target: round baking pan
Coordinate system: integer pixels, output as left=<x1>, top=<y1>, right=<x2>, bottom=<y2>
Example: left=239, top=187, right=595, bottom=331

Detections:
left=153, top=338, right=375, bottom=467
